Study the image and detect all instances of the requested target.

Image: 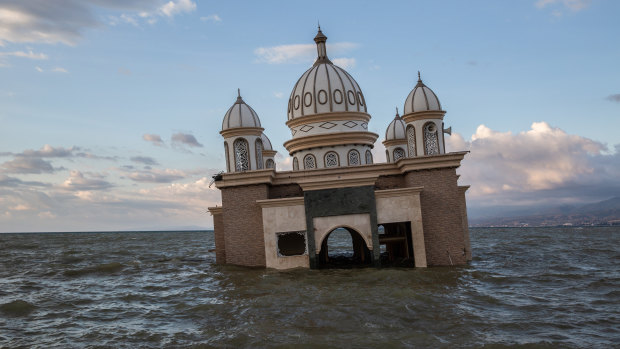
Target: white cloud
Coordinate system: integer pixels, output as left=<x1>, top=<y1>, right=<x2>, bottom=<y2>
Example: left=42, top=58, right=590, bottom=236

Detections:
left=446, top=122, right=619, bottom=208
left=171, top=132, right=203, bottom=147
left=159, top=0, right=196, bottom=17
left=61, top=171, right=113, bottom=191
left=52, top=67, right=68, bottom=73
left=274, top=92, right=284, bottom=99
left=127, top=168, right=186, bottom=183
left=332, top=57, right=356, bottom=69
left=254, top=42, right=359, bottom=64
left=35, top=66, right=43, bottom=72
left=0, top=50, right=48, bottom=60
left=200, top=14, right=222, bottom=22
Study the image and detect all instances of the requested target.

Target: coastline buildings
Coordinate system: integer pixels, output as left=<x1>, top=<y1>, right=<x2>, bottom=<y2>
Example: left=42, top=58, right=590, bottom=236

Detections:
left=208, top=28, right=471, bottom=269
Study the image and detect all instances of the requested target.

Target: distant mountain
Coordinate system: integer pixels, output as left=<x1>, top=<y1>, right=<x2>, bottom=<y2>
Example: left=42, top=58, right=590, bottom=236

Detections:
left=470, top=197, right=620, bottom=227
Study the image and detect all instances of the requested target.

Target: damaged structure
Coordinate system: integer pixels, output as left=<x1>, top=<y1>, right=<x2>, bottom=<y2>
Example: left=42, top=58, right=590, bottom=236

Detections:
left=208, top=28, right=472, bottom=269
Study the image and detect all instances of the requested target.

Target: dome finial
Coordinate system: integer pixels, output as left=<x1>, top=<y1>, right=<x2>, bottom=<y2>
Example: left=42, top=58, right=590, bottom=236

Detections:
left=313, top=25, right=330, bottom=65
left=235, top=88, right=243, bottom=103
left=395, top=107, right=400, bottom=119
left=417, top=71, right=421, bottom=82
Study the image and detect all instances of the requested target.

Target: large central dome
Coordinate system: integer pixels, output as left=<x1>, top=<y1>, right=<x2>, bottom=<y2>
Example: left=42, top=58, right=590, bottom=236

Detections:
left=287, top=28, right=367, bottom=120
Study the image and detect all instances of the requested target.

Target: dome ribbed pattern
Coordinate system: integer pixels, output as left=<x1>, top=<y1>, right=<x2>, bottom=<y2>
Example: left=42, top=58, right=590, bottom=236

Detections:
left=287, top=29, right=367, bottom=120
left=385, top=114, right=406, bottom=141
left=260, top=133, right=273, bottom=150
left=221, top=93, right=261, bottom=131
left=403, top=76, right=441, bottom=114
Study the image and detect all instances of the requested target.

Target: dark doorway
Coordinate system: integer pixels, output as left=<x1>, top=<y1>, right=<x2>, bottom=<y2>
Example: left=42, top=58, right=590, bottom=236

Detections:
left=378, top=222, right=415, bottom=267
left=317, top=227, right=372, bottom=269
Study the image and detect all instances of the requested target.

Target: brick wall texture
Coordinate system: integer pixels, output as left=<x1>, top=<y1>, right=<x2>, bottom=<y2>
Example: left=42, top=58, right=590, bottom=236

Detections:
left=220, top=184, right=268, bottom=267
left=405, top=167, right=468, bottom=266
left=212, top=213, right=226, bottom=264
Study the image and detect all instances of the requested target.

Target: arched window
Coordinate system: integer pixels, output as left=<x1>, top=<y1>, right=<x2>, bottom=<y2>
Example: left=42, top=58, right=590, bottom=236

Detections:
left=233, top=138, right=250, bottom=171
left=266, top=159, right=275, bottom=169
left=423, top=122, right=439, bottom=155
left=365, top=150, right=373, bottom=164
left=385, top=150, right=390, bottom=163
left=224, top=141, right=230, bottom=172
left=293, top=157, right=299, bottom=171
left=393, top=147, right=405, bottom=162
left=407, top=125, right=416, bottom=157
left=255, top=139, right=264, bottom=170
left=347, top=149, right=360, bottom=166
left=304, top=154, right=316, bottom=169
left=324, top=151, right=339, bottom=168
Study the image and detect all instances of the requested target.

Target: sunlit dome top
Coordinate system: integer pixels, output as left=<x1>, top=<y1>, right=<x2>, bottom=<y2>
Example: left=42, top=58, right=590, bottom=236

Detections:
left=287, top=27, right=367, bottom=120
left=385, top=108, right=406, bottom=141
left=403, top=72, right=442, bottom=115
left=221, top=89, right=262, bottom=131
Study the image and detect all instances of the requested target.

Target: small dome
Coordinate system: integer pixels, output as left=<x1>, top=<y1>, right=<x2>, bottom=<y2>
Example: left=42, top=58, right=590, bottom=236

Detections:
left=287, top=28, right=367, bottom=120
left=385, top=109, right=406, bottom=141
left=222, top=90, right=261, bottom=131
left=260, top=133, right=273, bottom=150
left=403, top=72, right=441, bottom=115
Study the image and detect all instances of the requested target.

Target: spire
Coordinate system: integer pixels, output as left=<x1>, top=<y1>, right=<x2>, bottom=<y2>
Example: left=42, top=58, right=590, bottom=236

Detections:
left=416, top=71, right=425, bottom=87
left=313, top=25, right=331, bottom=65
left=395, top=107, right=400, bottom=119
left=235, top=88, right=244, bottom=104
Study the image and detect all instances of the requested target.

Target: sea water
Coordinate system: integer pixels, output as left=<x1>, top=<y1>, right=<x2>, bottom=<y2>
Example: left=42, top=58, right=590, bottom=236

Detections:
left=1, top=227, right=618, bottom=348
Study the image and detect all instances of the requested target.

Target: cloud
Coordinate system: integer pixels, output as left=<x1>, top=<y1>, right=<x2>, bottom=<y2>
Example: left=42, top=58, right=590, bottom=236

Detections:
left=35, top=66, right=43, bottom=72
left=0, top=0, right=197, bottom=46
left=20, top=144, right=75, bottom=158
left=0, top=175, right=48, bottom=188
left=445, top=122, right=619, bottom=210
left=332, top=57, right=356, bottom=69
left=0, top=157, right=56, bottom=174
left=159, top=0, right=196, bottom=17
left=61, top=171, right=113, bottom=191
left=606, top=94, right=620, bottom=103
left=200, top=14, right=221, bottom=22
left=254, top=42, right=359, bottom=64
left=143, top=133, right=164, bottom=146
left=171, top=132, right=203, bottom=147
left=130, top=156, right=159, bottom=165
left=274, top=92, right=284, bottom=99
left=127, top=168, right=186, bottom=183
left=535, top=0, right=591, bottom=16
left=52, top=67, right=68, bottom=73
left=118, top=67, right=132, bottom=76
left=0, top=50, right=48, bottom=60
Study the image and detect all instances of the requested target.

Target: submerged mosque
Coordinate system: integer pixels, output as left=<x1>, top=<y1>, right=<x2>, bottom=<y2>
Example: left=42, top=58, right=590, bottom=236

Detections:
left=208, top=28, right=471, bottom=269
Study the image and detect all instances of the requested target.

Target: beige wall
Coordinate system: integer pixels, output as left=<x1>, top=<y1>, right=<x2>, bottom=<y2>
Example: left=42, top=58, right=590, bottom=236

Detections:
left=260, top=201, right=309, bottom=269
left=313, top=213, right=373, bottom=253
left=376, top=188, right=427, bottom=268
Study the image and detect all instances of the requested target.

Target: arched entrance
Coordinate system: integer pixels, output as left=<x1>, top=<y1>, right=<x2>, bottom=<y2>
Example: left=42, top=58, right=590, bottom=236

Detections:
left=317, top=227, right=372, bottom=268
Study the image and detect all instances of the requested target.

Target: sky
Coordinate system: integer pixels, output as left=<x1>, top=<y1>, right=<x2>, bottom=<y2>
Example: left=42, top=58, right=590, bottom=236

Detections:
left=1, top=0, right=619, bottom=232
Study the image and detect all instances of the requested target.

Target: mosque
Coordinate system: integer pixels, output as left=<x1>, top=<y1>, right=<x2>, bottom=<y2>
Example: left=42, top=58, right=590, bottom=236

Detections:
left=208, top=28, right=471, bottom=269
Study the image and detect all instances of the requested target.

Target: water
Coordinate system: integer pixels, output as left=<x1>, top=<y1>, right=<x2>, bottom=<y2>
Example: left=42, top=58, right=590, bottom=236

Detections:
left=1, top=227, right=618, bottom=348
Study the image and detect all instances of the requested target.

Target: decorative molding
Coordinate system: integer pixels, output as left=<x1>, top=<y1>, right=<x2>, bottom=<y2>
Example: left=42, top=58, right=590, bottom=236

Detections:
left=263, top=150, right=277, bottom=157
left=214, top=169, right=275, bottom=188
left=382, top=139, right=407, bottom=147
left=284, top=131, right=379, bottom=154
left=207, top=206, right=222, bottom=215
left=375, top=186, right=423, bottom=199
left=256, top=197, right=305, bottom=208
left=286, top=112, right=371, bottom=128
left=401, top=110, right=446, bottom=123
left=220, top=127, right=264, bottom=138
left=297, top=176, right=378, bottom=191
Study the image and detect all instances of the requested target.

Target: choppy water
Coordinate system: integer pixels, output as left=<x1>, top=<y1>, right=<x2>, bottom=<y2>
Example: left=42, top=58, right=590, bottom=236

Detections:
left=1, top=227, right=618, bottom=348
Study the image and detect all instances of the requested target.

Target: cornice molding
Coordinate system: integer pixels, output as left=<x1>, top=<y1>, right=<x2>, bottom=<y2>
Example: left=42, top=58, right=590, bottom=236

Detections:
left=256, top=197, right=305, bottom=208
left=401, top=110, right=446, bottom=123
left=382, top=139, right=407, bottom=147
left=207, top=206, right=222, bottom=215
left=220, top=127, right=264, bottom=138
left=263, top=150, right=277, bottom=157
left=375, top=186, right=424, bottom=199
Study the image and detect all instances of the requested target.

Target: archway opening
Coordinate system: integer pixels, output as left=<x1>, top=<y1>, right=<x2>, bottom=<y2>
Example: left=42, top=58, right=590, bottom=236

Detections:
left=317, top=227, right=371, bottom=269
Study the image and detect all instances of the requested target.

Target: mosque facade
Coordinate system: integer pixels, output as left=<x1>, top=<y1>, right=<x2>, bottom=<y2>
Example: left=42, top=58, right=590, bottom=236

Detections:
left=208, top=28, right=471, bottom=269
